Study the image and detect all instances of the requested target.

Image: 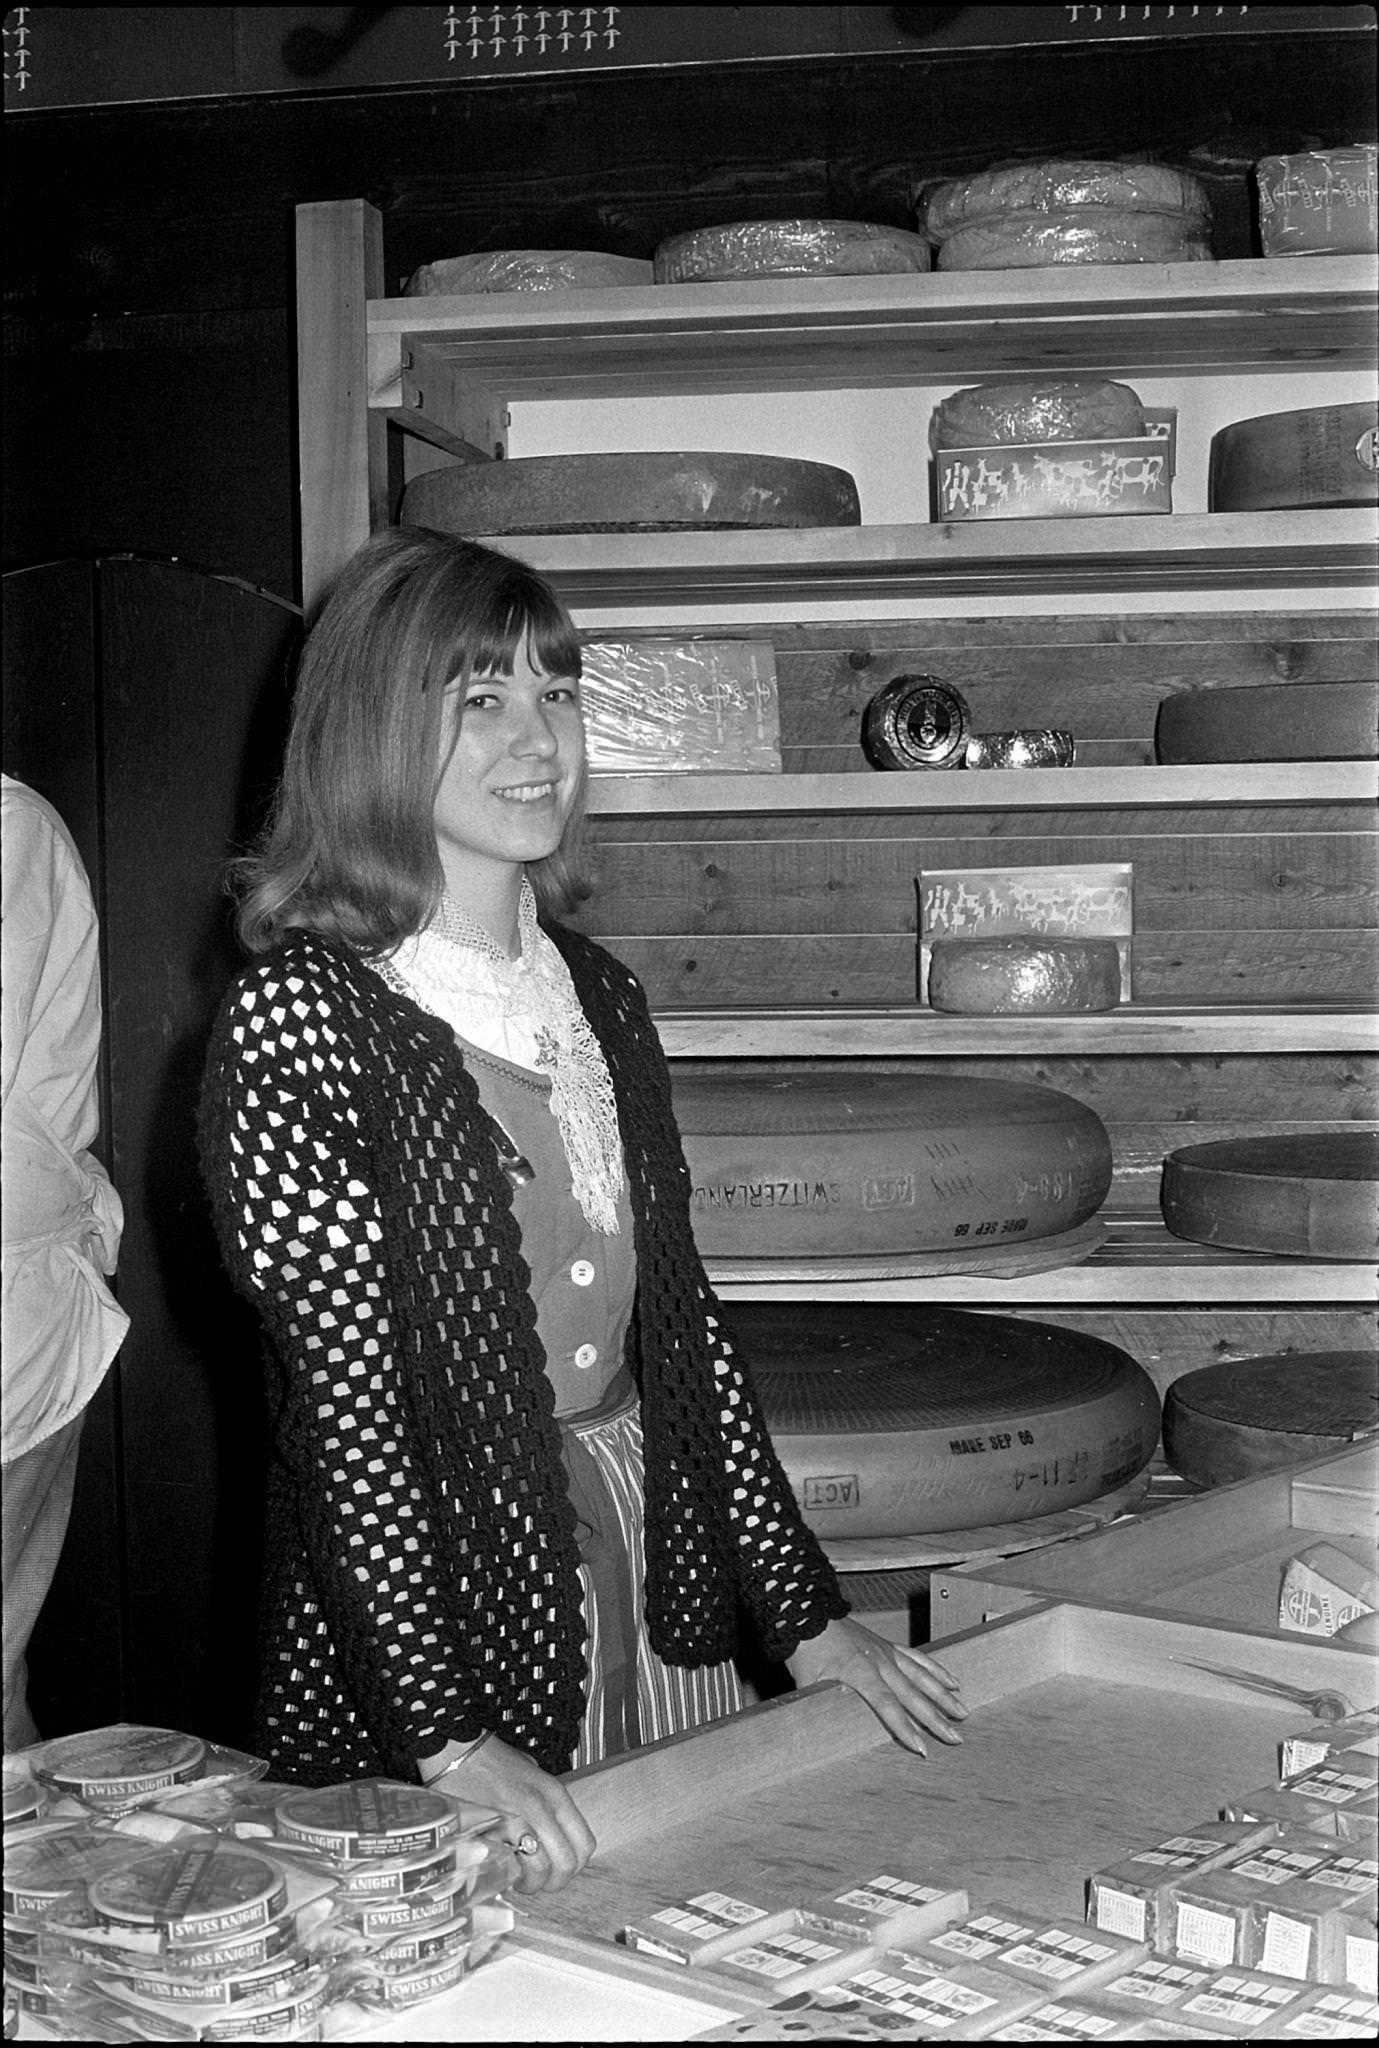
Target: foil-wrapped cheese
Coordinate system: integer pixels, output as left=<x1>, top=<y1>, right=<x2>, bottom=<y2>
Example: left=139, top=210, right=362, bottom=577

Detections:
left=929, top=937, right=1123, bottom=1015
left=923, top=160, right=1210, bottom=240
left=654, top=218, right=930, bottom=282
left=930, top=379, right=1147, bottom=451
left=937, top=208, right=1213, bottom=270
left=405, top=250, right=653, bottom=293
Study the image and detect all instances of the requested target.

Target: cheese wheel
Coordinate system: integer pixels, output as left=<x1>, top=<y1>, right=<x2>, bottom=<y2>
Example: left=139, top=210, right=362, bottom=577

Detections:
left=1162, top=1351, right=1379, bottom=1488
left=1161, top=1132, right=1379, bottom=1262
left=1155, top=680, right=1379, bottom=764
left=400, top=452, right=861, bottom=534
left=405, top=250, right=653, bottom=293
left=653, top=218, right=930, bottom=282
left=91, top=1845, right=288, bottom=1940
left=1256, top=147, right=1378, bottom=258
left=930, top=379, right=1146, bottom=453
left=274, top=1780, right=462, bottom=1861
left=937, top=209, right=1213, bottom=271
left=671, top=1071, right=1112, bottom=1256
left=1209, top=403, right=1379, bottom=512
left=37, top=1726, right=206, bottom=1806
left=732, top=1302, right=1160, bottom=1537
left=923, top=161, right=1211, bottom=240
left=929, top=937, right=1122, bottom=1015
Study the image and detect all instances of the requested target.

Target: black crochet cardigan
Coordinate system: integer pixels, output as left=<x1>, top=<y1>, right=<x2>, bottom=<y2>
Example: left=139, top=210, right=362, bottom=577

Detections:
left=198, top=920, right=847, bottom=1785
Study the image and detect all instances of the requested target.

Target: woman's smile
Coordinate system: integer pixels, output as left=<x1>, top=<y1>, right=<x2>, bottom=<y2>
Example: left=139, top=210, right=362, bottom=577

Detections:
left=433, top=645, right=585, bottom=898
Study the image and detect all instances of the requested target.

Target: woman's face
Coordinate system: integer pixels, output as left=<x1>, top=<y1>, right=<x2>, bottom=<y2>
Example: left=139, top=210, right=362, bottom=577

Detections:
left=433, top=642, right=585, bottom=900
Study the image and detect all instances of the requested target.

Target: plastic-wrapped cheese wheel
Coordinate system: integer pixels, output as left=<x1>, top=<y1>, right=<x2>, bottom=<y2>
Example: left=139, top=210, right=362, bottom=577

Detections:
left=1256, top=147, right=1378, bottom=257
left=405, top=250, right=653, bottom=293
left=36, top=1726, right=206, bottom=1805
left=401, top=451, right=862, bottom=534
left=91, top=1845, right=288, bottom=1941
left=937, top=208, right=1213, bottom=271
left=274, top=1779, right=462, bottom=1861
left=923, top=160, right=1210, bottom=240
left=929, top=379, right=1146, bottom=452
left=928, top=937, right=1122, bottom=1015
left=653, top=218, right=930, bottom=282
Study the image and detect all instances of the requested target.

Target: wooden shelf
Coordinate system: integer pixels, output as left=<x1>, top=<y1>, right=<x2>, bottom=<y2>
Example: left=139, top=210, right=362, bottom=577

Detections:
left=704, top=1214, right=1375, bottom=1304
left=489, top=511, right=1376, bottom=607
left=369, top=256, right=1379, bottom=405
left=589, top=757, right=1375, bottom=815
left=653, top=1002, right=1377, bottom=1059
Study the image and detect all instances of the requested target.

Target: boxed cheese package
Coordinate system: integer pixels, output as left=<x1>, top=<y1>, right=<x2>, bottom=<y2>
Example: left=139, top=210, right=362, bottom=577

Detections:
left=803, top=1950, right=1051, bottom=2038
left=579, top=639, right=781, bottom=774
left=1255, top=146, right=1379, bottom=257
left=906, top=1901, right=1150, bottom=1995
left=928, top=382, right=1175, bottom=521
left=620, top=1887, right=797, bottom=1965
left=1278, top=1542, right=1379, bottom=1638
left=804, top=1874, right=969, bottom=1948
left=704, top=1912, right=875, bottom=1996
left=1090, top=1952, right=1223, bottom=2021
left=918, top=863, right=1133, bottom=1012
left=1281, top=1713, right=1379, bottom=1783
left=1250, top=1864, right=1379, bottom=1982
left=1270, top=1983, right=1379, bottom=2039
left=1172, top=1964, right=1327, bottom=2037
left=1227, top=1755, right=1379, bottom=1839
left=1088, top=1821, right=1281, bottom=1946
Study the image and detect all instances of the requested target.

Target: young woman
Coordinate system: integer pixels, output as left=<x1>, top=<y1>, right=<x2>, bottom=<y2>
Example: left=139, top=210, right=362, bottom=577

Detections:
left=199, top=527, right=965, bottom=1892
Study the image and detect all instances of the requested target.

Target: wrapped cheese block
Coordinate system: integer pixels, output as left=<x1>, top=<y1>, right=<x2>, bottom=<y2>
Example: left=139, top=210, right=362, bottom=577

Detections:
left=937, top=208, right=1213, bottom=270
left=1209, top=402, right=1379, bottom=511
left=929, top=936, right=1123, bottom=1014
left=405, top=250, right=652, bottom=293
left=401, top=451, right=861, bottom=534
left=924, top=160, right=1210, bottom=239
left=1256, top=146, right=1379, bottom=257
left=930, top=379, right=1147, bottom=451
left=653, top=218, right=930, bottom=282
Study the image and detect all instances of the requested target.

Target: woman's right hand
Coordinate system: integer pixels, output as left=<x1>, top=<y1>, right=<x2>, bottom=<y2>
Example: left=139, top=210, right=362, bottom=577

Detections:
left=422, top=1734, right=596, bottom=1894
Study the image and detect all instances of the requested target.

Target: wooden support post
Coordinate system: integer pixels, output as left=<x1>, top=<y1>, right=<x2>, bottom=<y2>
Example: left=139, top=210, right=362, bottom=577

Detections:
left=296, top=199, right=388, bottom=616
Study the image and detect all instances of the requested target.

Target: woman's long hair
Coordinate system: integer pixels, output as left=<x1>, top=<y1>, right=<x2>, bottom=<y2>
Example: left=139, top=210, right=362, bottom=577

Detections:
left=234, top=527, right=588, bottom=954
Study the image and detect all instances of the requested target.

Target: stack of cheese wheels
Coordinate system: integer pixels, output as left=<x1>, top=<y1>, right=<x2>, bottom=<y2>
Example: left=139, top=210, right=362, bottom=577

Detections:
left=406, top=250, right=653, bottom=293
left=929, top=379, right=1147, bottom=452
left=401, top=452, right=861, bottom=534
left=671, top=1070, right=1112, bottom=1257
left=1161, top=1131, right=1379, bottom=1262
left=1209, top=402, right=1379, bottom=512
left=928, top=936, right=1122, bottom=1015
left=1255, top=146, right=1379, bottom=257
left=1155, top=678, right=1379, bottom=763
left=731, top=1301, right=1160, bottom=1537
left=922, top=159, right=1212, bottom=270
left=1162, top=1350, right=1378, bottom=1488
left=653, top=218, right=930, bottom=281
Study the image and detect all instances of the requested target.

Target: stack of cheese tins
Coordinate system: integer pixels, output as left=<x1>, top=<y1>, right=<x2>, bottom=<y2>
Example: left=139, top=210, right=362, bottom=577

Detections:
left=920, top=159, right=1213, bottom=269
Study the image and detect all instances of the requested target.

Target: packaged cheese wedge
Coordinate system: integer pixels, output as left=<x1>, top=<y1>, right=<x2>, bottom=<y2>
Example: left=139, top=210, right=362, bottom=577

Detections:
left=621, top=1887, right=797, bottom=1965
left=904, top=1901, right=1150, bottom=1996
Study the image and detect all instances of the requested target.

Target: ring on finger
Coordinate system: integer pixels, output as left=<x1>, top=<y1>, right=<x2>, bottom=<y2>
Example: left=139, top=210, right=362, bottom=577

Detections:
left=514, top=1830, right=540, bottom=1857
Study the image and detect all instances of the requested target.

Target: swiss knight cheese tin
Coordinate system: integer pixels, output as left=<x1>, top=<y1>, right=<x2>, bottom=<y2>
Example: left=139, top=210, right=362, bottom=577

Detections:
left=274, top=1779, right=462, bottom=1861
left=37, top=1726, right=206, bottom=1806
left=3, top=1827, right=143, bottom=1917
left=90, top=1844, right=288, bottom=1941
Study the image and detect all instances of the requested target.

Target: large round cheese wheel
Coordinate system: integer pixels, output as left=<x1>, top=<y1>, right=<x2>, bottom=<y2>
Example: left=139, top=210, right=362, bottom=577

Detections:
left=937, top=209, right=1213, bottom=271
left=732, top=1302, right=1160, bottom=1537
left=671, top=1072, right=1112, bottom=1257
left=1209, top=403, right=1379, bottom=512
left=1161, top=1132, right=1379, bottom=1262
left=930, top=379, right=1146, bottom=453
left=1162, top=1351, right=1379, bottom=1488
left=405, top=250, right=653, bottom=294
left=928, top=937, right=1122, bottom=1016
left=923, top=161, right=1210, bottom=241
left=1155, top=680, right=1379, bottom=764
left=401, top=453, right=861, bottom=534
left=1256, top=147, right=1379, bottom=258
left=653, top=219, right=931, bottom=282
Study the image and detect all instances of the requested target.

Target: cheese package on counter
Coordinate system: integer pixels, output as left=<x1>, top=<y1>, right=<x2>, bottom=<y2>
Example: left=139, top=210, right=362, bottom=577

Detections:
left=1269, top=1982, right=1379, bottom=2038
left=1089, top=1951, right=1224, bottom=2021
left=794, top=1950, right=1051, bottom=2038
left=1278, top=1541, right=1379, bottom=1638
left=998, top=1995, right=1208, bottom=2040
left=1088, top=1820, right=1282, bottom=1946
left=620, top=1887, right=798, bottom=1965
left=804, top=1873, right=969, bottom=1948
left=904, top=1902, right=1150, bottom=1995
left=1171, top=1964, right=1334, bottom=2037
left=10, top=1723, right=269, bottom=1821
left=1227, top=1754, right=1379, bottom=1839
left=579, top=639, right=781, bottom=774
left=1167, top=1840, right=1344, bottom=1968
left=1281, top=1712, right=1379, bottom=1783
left=1251, top=1865, right=1379, bottom=1982
left=704, top=1911, right=875, bottom=1996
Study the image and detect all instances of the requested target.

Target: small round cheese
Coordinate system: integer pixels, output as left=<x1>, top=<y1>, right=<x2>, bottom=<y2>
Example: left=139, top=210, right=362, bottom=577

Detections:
left=654, top=219, right=930, bottom=282
left=930, top=379, right=1146, bottom=452
left=91, top=1845, right=288, bottom=1940
left=405, top=249, right=653, bottom=293
left=37, top=1726, right=205, bottom=1806
left=3, top=1828, right=140, bottom=1917
left=936, top=208, right=1213, bottom=271
left=274, top=1779, right=461, bottom=1862
left=923, top=161, right=1210, bottom=240
left=929, top=937, right=1122, bottom=1015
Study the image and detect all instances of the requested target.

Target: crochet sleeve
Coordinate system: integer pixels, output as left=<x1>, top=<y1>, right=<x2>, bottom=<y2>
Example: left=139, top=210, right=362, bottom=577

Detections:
left=198, top=958, right=491, bottom=1776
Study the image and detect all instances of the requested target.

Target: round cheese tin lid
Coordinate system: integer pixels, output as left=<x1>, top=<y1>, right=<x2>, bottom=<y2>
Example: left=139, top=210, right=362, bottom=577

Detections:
left=2, top=1763, right=44, bottom=1828
left=4, top=1828, right=136, bottom=1915
left=274, top=1778, right=462, bottom=1860
left=38, top=1727, right=206, bottom=1802
left=91, top=1844, right=287, bottom=1938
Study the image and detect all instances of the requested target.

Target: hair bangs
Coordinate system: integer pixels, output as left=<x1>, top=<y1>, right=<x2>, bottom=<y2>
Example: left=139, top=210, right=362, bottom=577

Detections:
left=460, top=559, right=584, bottom=684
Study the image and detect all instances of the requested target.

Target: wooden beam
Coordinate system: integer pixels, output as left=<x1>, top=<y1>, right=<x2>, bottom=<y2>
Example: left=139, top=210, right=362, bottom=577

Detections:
left=296, top=199, right=388, bottom=614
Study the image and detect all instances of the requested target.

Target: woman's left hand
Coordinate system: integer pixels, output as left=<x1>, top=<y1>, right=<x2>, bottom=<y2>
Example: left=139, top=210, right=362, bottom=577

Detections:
left=787, top=1616, right=967, bottom=1756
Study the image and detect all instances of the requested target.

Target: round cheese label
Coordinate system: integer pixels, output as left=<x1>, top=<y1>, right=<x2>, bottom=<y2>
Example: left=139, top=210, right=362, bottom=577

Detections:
left=116, top=1951, right=310, bottom=2008
left=91, top=1845, right=287, bottom=1939
left=3, top=1828, right=139, bottom=1915
left=156, top=1911, right=296, bottom=1973
left=344, top=1873, right=473, bottom=1937
left=274, top=1777, right=462, bottom=1860
left=39, top=1727, right=206, bottom=1803
left=200, top=1970, right=329, bottom=2041
left=333, top=1840, right=459, bottom=1896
